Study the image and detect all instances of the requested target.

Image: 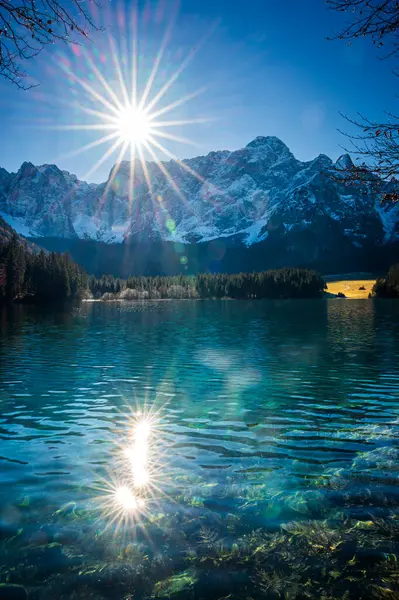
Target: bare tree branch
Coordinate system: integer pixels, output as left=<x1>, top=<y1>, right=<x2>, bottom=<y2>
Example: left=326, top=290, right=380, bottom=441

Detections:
left=0, top=0, right=101, bottom=89
left=327, top=0, right=399, bottom=200
left=327, top=0, right=399, bottom=58
left=331, top=112, right=399, bottom=201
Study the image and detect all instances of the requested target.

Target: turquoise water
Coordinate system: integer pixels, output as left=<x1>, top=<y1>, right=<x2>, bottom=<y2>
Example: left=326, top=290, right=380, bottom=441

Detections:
left=1, top=300, right=399, bottom=599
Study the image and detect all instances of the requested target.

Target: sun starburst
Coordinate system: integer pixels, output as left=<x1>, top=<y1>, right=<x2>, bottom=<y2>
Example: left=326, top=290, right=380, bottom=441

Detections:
left=54, top=3, right=216, bottom=222
left=90, top=395, right=177, bottom=542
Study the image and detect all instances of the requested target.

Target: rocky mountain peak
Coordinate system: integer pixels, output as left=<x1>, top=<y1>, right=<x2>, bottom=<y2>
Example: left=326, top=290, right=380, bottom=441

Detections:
left=244, top=136, right=295, bottom=169
left=37, top=163, right=63, bottom=175
left=0, top=137, right=396, bottom=248
left=246, top=136, right=289, bottom=152
left=17, top=161, right=37, bottom=178
left=335, top=154, right=354, bottom=170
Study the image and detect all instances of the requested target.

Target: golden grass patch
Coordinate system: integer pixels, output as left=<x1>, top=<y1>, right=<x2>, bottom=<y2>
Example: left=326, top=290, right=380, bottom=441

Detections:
left=326, top=280, right=376, bottom=299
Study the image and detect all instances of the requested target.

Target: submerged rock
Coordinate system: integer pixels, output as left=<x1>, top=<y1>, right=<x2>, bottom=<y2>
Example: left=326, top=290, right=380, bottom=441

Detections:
left=352, top=446, right=399, bottom=472
left=0, top=584, right=27, bottom=600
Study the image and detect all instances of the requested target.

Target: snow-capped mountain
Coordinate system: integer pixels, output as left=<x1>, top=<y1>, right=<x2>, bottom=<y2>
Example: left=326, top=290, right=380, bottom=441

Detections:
left=1, top=136, right=398, bottom=248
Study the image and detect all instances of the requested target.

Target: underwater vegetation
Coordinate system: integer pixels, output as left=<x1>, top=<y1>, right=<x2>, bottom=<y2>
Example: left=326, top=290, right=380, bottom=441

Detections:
left=0, top=443, right=398, bottom=600
left=1, top=505, right=399, bottom=599
left=1, top=377, right=398, bottom=600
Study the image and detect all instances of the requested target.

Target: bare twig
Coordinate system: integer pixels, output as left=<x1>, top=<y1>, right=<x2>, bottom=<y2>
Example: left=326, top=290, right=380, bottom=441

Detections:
left=327, top=1, right=399, bottom=200
left=327, top=0, right=399, bottom=59
left=0, top=0, right=101, bottom=89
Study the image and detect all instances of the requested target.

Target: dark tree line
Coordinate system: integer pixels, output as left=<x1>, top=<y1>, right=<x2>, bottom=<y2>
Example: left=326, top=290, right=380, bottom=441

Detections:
left=0, top=236, right=326, bottom=302
left=196, top=269, right=326, bottom=299
left=372, top=262, right=399, bottom=296
left=88, top=268, right=326, bottom=300
left=0, top=234, right=87, bottom=303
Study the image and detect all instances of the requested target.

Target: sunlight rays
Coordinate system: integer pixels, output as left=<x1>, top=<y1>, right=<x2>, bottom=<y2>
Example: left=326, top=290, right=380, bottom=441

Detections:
left=99, top=139, right=130, bottom=207
left=148, top=86, right=208, bottom=121
left=143, top=46, right=201, bottom=117
left=149, top=136, right=206, bottom=183
left=82, top=47, right=126, bottom=113
left=53, top=3, right=215, bottom=225
left=137, top=143, right=155, bottom=199
left=143, top=140, right=186, bottom=202
left=142, top=21, right=218, bottom=116
left=130, top=6, right=138, bottom=110
left=137, top=13, right=176, bottom=113
left=149, top=129, right=199, bottom=147
left=151, top=117, right=213, bottom=128
left=64, top=68, right=122, bottom=118
left=128, top=143, right=137, bottom=218
left=84, top=136, right=125, bottom=182
left=57, top=131, right=120, bottom=162
left=109, top=35, right=131, bottom=109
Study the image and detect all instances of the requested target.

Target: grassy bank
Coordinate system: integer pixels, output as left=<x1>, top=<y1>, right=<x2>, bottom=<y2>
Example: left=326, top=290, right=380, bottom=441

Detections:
left=326, top=279, right=375, bottom=299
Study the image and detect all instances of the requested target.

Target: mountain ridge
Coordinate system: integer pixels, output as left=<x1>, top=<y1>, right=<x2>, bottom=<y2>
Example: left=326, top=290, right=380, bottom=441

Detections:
left=0, top=135, right=398, bottom=257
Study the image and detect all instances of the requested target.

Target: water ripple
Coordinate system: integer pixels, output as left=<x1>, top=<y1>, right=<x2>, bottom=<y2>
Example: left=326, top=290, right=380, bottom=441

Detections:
left=1, top=299, right=399, bottom=522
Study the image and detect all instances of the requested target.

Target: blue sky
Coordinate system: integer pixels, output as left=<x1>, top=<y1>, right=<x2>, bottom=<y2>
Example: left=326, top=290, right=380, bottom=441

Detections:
left=0, top=0, right=396, bottom=182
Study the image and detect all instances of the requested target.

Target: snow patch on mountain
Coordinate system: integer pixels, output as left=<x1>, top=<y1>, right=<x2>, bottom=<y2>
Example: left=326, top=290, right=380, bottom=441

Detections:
left=0, top=211, right=33, bottom=238
left=0, top=136, right=397, bottom=248
left=376, top=201, right=399, bottom=242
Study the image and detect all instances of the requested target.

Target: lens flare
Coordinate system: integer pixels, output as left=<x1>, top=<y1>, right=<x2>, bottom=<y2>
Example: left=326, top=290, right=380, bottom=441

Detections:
left=115, top=486, right=138, bottom=511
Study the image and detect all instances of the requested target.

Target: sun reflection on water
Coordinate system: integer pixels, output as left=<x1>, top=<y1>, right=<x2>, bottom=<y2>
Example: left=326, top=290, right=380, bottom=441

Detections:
left=94, top=404, right=170, bottom=535
left=125, top=417, right=151, bottom=488
left=114, top=486, right=142, bottom=512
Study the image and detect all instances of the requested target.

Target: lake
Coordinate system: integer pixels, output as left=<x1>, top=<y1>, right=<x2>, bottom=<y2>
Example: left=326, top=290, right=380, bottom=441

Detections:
left=0, top=299, right=399, bottom=599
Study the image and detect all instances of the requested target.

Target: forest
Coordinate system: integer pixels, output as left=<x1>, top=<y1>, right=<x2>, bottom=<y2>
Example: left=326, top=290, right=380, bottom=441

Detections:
left=89, top=268, right=326, bottom=300
left=0, top=235, right=87, bottom=303
left=0, top=235, right=327, bottom=303
left=372, top=264, right=399, bottom=298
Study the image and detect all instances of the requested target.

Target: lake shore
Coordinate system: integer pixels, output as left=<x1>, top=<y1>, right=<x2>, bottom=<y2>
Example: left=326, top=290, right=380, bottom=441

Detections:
left=326, top=279, right=376, bottom=299
left=84, top=276, right=378, bottom=301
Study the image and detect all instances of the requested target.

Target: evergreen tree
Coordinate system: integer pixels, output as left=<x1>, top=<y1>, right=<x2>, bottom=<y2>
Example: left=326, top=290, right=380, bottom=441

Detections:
left=0, top=237, right=87, bottom=304
left=373, top=264, right=399, bottom=297
left=5, top=234, right=26, bottom=300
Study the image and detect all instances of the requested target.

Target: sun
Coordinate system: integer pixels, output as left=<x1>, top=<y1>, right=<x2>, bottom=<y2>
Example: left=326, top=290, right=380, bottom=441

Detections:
left=55, top=4, right=215, bottom=201
left=116, top=105, right=153, bottom=147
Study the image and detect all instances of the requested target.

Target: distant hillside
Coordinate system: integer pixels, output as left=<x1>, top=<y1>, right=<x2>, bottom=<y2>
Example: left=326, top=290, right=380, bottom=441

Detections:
left=33, top=234, right=399, bottom=278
